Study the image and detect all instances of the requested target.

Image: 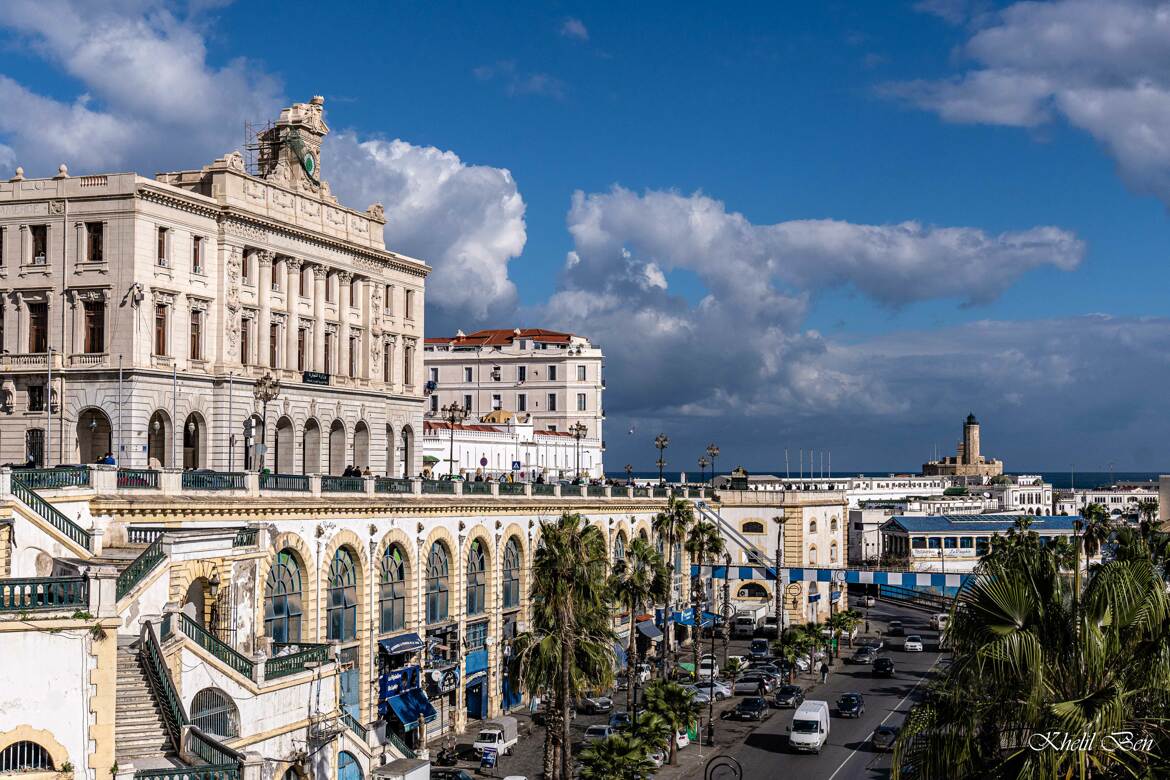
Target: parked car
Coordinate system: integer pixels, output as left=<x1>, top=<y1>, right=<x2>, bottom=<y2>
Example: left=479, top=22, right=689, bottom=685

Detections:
left=727, top=696, right=771, bottom=721
left=690, top=680, right=732, bottom=700
left=773, top=685, right=804, bottom=708
left=609, top=711, right=632, bottom=731
left=733, top=675, right=768, bottom=695
left=582, top=724, right=615, bottom=745
left=887, top=620, right=905, bottom=637
left=697, top=657, right=718, bottom=680
left=872, top=657, right=896, bottom=677
left=850, top=646, right=879, bottom=665
left=761, top=615, right=780, bottom=638
left=903, top=635, right=924, bottom=652
left=755, top=671, right=782, bottom=690
left=835, top=692, right=865, bottom=718
left=647, top=748, right=666, bottom=768
left=750, top=638, right=771, bottom=660
left=860, top=638, right=884, bottom=652
left=578, top=694, right=613, bottom=714
left=872, top=725, right=900, bottom=752
left=685, top=687, right=712, bottom=706
left=861, top=595, right=876, bottom=608
left=675, top=729, right=690, bottom=749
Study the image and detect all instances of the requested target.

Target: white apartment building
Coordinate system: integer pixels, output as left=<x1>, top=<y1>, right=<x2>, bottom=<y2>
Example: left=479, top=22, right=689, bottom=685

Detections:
left=422, top=328, right=605, bottom=452
left=983, top=476, right=1054, bottom=515
left=421, top=412, right=603, bottom=479
left=1055, top=483, right=1158, bottom=518
left=0, top=97, right=427, bottom=475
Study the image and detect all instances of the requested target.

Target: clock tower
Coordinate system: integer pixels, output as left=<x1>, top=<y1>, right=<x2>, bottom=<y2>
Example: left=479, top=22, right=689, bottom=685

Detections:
left=255, top=96, right=330, bottom=191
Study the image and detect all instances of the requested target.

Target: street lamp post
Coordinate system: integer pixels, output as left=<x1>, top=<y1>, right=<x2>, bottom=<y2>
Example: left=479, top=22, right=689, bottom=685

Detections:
left=624, top=463, right=633, bottom=485
left=698, top=456, right=709, bottom=485
left=654, top=434, right=669, bottom=484
left=570, top=421, right=587, bottom=481
left=721, top=553, right=732, bottom=666
left=441, top=402, right=468, bottom=478
left=706, top=443, right=720, bottom=486
left=252, top=372, right=280, bottom=473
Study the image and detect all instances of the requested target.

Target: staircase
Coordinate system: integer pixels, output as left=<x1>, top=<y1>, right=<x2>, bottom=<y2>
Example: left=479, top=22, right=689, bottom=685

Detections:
left=116, top=639, right=180, bottom=769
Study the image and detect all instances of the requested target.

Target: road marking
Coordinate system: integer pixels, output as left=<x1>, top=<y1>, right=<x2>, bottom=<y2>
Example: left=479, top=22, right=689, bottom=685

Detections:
left=824, top=652, right=941, bottom=780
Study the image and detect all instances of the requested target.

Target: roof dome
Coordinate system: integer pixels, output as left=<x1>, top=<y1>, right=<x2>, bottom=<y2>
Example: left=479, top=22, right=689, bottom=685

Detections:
left=966, top=413, right=978, bottom=425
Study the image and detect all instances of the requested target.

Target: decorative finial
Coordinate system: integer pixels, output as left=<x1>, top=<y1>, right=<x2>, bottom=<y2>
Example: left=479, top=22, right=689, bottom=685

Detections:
left=11, top=167, right=23, bottom=181
left=56, top=163, right=69, bottom=178
left=310, top=95, right=325, bottom=105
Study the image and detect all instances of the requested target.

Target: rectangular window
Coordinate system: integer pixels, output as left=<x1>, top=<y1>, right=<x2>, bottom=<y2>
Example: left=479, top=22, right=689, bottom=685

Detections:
left=83, top=301, right=105, bottom=353
left=403, top=344, right=414, bottom=385
left=548, top=365, right=558, bottom=381
left=156, top=227, right=168, bottom=266
left=299, top=267, right=308, bottom=297
left=547, top=424, right=557, bottom=432
left=28, top=302, right=48, bottom=352
left=518, top=365, right=527, bottom=382
left=959, top=537, right=974, bottom=549
left=384, top=284, right=393, bottom=314
left=911, top=537, right=927, bottom=549
left=547, top=393, right=557, bottom=411
left=944, top=537, right=958, bottom=549
left=383, top=343, right=392, bottom=382
left=492, top=394, right=501, bottom=410
left=28, top=385, right=44, bottom=412
left=241, top=251, right=251, bottom=282
left=463, top=394, right=473, bottom=411
left=517, top=393, right=527, bottom=412
left=189, top=310, right=203, bottom=361
left=577, top=393, right=586, bottom=411
left=464, top=366, right=473, bottom=382
left=241, top=318, right=252, bottom=365
left=154, top=304, right=168, bottom=355
left=31, top=225, right=48, bottom=264
left=270, top=323, right=280, bottom=367
left=429, top=367, right=438, bottom=383
left=430, top=395, right=439, bottom=413
left=272, top=260, right=282, bottom=291
left=466, top=620, right=488, bottom=651
left=577, top=365, right=586, bottom=381
left=405, top=289, right=415, bottom=319
left=86, top=223, right=104, bottom=263
left=191, top=236, right=202, bottom=274
left=297, top=328, right=307, bottom=371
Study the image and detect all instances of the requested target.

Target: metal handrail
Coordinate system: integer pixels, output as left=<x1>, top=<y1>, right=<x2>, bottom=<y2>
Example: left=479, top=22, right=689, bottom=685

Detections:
left=532, top=483, right=555, bottom=496
left=340, top=711, right=368, bottom=740
left=321, top=476, right=363, bottom=492
left=383, top=726, right=416, bottom=759
left=422, top=480, right=455, bottom=494
left=139, top=620, right=187, bottom=754
left=134, top=765, right=239, bottom=780
left=118, top=468, right=160, bottom=489
left=181, top=471, right=245, bottom=491
left=185, top=725, right=243, bottom=767
left=266, top=643, right=331, bottom=679
left=179, top=612, right=254, bottom=680
left=499, top=482, right=526, bottom=495
left=375, top=477, right=413, bottom=494
left=464, top=481, right=492, bottom=495
left=0, top=576, right=88, bottom=611
left=10, top=475, right=92, bottom=551
left=128, top=527, right=166, bottom=545
left=587, top=485, right=607, bottom=497
left=259, top=473, right=309, bottom=491
left=232, top=527, right=258, bottom=547
left=12, top=466, right=90, bottom=489
left=117, top=536, right=166, bottom=599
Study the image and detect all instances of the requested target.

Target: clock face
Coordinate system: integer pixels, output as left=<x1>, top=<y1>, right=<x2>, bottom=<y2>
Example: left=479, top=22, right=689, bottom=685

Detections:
left=302, top=152, right=316, bottom=177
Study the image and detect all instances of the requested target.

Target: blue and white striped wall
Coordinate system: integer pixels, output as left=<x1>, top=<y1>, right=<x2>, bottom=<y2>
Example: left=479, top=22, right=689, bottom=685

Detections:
left=691, top=563, right=969, bottom=589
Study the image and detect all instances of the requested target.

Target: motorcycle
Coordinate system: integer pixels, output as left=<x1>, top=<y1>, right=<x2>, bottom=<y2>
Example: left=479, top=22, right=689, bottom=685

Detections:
left=434, top=743, right=459, bottom=766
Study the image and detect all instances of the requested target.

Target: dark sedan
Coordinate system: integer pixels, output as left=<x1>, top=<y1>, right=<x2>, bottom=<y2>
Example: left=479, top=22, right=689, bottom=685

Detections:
left=773, top=685, right=804, bottom=708
left=872, top=657, right=896, bottom=677
left=849, top=647, right=878, bottom=665
left=836, top=692, right=865, bottom=718
left=726, top=696, right=771, bottom=721
left=872, top=725, right=900, bottom=752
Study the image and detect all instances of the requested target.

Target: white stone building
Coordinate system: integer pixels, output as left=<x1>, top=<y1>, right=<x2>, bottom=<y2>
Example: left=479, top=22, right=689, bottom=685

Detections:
left=0, top=97, right=427, bottom=477
left=421, top=412, right=602, bottom=480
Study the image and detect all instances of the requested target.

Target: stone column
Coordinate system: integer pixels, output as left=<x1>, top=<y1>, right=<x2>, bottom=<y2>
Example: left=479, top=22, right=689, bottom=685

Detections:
left=285, top=258, right=302, bottom=373
left=313, top=266, right=327, bottom=373
left=70, top=291, right=84, bottom=356
left=19, top=224, right=29, bottom=265
left=74, top=222, right=86, bottom=264
left=455, top=532, right=467, bottom=734
left=13, top=292, right=25, bottom=354
left=257, top=250, right=273, bottom=368
left=337, top=271, right=352, bottom=379
left=361, top=278, right=373, bottom=381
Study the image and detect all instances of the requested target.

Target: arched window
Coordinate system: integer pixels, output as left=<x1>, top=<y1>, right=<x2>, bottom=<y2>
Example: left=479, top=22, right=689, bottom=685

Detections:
left=830, top=517, right=839, bottom=533
left=503, top=537, right=521, bottom=609
left=265, top=549, right=302, bottom=644
left=191, top=687, right=239, bottom=738
left=337, top=751, right=362, bottom=780
left=614, top=532, right=626, bottom=563
left=379, top=545, right=407, bottom=633
left=809, top=520, right=818, bottom=534
left=809, top=545, right=818, bottom=565
left=0, top=742, right=53, bottom=772
left=466, top=539, right=487, bottom=616
left=737, top=582, right=768, bottom=599
left=328, top=548, right=358, bottom=642
left=427, top=542, right=450, bottom=623
left=830, top=542, right=839, bottom=563
left=741, top=521, right=765, bottom=534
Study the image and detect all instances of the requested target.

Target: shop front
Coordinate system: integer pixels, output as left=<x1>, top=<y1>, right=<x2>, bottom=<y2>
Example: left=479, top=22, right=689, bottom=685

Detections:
left=377, top=632, right=435, bottom=747
left=464, top=649, right=489, bottom=721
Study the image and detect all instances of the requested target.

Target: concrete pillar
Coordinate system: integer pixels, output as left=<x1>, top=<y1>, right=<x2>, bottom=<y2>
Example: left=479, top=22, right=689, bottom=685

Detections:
left=70, top=291, right=84, bottom=357
left=313, top=266, right=327, bottom=373
left=257, top=251, right=273, bottom=368
left=285, top=258, right=302, bottom=373
left=337, top=271, right=352, bottom=379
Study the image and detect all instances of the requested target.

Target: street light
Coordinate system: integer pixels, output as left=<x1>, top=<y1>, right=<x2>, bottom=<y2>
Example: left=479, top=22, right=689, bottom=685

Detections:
left=654, top=433, right=669, bottom=484
left=624, top=463, right=633, bottom=485
left=706, top=443, right=720, bottom=487
left=441, top=403, right=468, bottom=478
left=698, top=456, right=709, bottom=485
left=252, top=371, right=280, bottom=473
left=570, top=421, right=588, bottom=481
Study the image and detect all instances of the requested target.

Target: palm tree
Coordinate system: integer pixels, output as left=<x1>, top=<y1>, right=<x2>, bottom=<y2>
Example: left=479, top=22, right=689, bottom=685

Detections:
left=516, top=512, right=616, bottom=779
left=609, top=536, right=669, bottom=711
left=631, top=710, right=672, bottom=753
left=683, top=519, right=725, bottom=684
left=827, top=609, right=861, bottom=651
left=722, top=656, right=744, bottom=687
left=578, top=732, right=656, bottom=779
left=893, top=523, right=1170, bottom=779
left=643, top=679, right=695, bottom=765
left=1080, top=502, right=1113, bottom=557
left=652, top=496, right=695, bottom=671
left=1136, top=498, right=1158, bottom=538
left=775, top=624, right=818, bottom=682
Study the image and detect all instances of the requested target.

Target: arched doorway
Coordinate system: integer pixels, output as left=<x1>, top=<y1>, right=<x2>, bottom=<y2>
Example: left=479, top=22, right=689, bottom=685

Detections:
left=274, top=416, right=294, bottom=474
left=328, top=419, right=346, bottom=475
left=147, top=410, right=171, bottom=467
left=244, top=414, right=264, bottom=471
left=400, top=425, right=415, bottom=478
left=353, top=421, right=369, bottom=471
left=183, top=412, right=206, bottom=470
left=384, top=424, right=396, bottom=476
left=183, top=578, right=210, bottom=628
left=76, top=408, right=112, bottom=463
left=302, top=419, right=320, bottom=474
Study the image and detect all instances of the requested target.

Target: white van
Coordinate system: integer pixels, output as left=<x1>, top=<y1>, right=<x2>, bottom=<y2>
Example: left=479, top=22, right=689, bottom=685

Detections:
left=788, top=700, right=831, bottom=754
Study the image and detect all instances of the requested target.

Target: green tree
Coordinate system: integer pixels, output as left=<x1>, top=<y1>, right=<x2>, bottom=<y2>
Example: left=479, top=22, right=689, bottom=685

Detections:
left=683, top=519, right=725, bottom=683
left=643, top=679, right=695, bottom=765
left=609, top=536, right=669, bottom=711
left=652, top=496, right=695, bottom=671
left=514, top=512, right=616, bottom=779
left=1136, top=498, right=1158, bottom=539
left=722, top=656, right=744, bottom=686
left=827, top=608, right=861, bottom=651
left=578, top=732, right=656, bottom=780
left=631, top=710, right=672, bottom=753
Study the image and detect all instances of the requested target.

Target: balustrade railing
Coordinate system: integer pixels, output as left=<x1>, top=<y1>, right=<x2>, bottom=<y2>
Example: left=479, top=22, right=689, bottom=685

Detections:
left=464, top=481, right=492, bottom=495
left=140, top=620, right=187, bottom=754
left=321, top=476, right=363, bottom=493
left=375, top=477, right=413, bottom=494
left=259, top=473, right=309, bottom=491
left=587, top=485, right=607, bottom=497
left=179, top=612, right=254, bottom=679
left=422, top=480, right=455, bottom=495
left=633, top=487, right=650, bottom=497
left=181, top=471, right=245, bottom=491
left=653, top=487, right=669, bottom=498
left=118, top=468, right=160, bottom=489
left=384, top=727, right=416, bottom=759
left=186, top=728, right=243, bottom=768
left=340, top=711, right=368, bottom=741
left=532, top=483, right=555, bottom=496
left=232, top=527, right=258, bottom=547
left=134, top=765, right=239, bottom=780
left=127, top=527, right=165, bottom=545
left=498, top=482, right=526, bottom=496
left=0, top=576, right=88, bottom=611
left=12, top=466, right=90, bottom=489
left=266, top=643, right=331, bottom=679
left=117, top=536, right=166, bottom=599
left=10, top=475, right=93, bottom=551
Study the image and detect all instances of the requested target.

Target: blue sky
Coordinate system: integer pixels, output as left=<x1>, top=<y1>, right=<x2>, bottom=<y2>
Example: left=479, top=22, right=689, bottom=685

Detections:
left=2, top=0, right=1169, bottom=472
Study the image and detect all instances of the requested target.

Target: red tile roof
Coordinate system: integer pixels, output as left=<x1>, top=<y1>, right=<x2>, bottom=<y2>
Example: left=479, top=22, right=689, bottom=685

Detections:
left=425, top=328, right=575, bottom=347
left=423, top=421, right=504, bottom=434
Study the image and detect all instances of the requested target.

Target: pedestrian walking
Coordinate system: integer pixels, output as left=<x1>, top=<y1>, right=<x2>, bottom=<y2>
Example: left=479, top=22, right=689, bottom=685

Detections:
left=820, top=661, right=829, bottom=685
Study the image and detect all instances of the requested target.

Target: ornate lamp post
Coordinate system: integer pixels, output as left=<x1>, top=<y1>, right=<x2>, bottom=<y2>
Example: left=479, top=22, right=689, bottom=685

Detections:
left=624, top=463, right=633, bottom=484
left=252, top=371, right=280, bottom=473
left=654, top=433, right=669, bottom=484
left=706, top=443, right=720, bottom=486
left=698, top=456, right=709, bottom=485
left=570, top=421, right=588, bottom=480
left=441, top=402, right=467, bottom=478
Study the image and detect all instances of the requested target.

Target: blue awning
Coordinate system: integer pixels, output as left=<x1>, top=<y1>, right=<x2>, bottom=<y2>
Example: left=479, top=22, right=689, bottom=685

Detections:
left=613, top=641, right=628, bottom=668
left=385, top=687, right=437, bottom=731
left=380, top=632, right=424, bottom=655
left=637, top=620, right=663, bottom=640
left=465, top=649, right=488, bottom=675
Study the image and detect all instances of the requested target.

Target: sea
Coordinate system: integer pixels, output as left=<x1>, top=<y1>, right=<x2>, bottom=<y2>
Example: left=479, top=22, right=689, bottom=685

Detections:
left=610, top=470, right=1164, bottom=490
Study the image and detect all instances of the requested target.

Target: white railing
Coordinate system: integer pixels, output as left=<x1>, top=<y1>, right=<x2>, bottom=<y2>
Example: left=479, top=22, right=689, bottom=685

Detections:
left=69, top=353, right=109, bottom=367
left=5, top=353, right=48, bottom=368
